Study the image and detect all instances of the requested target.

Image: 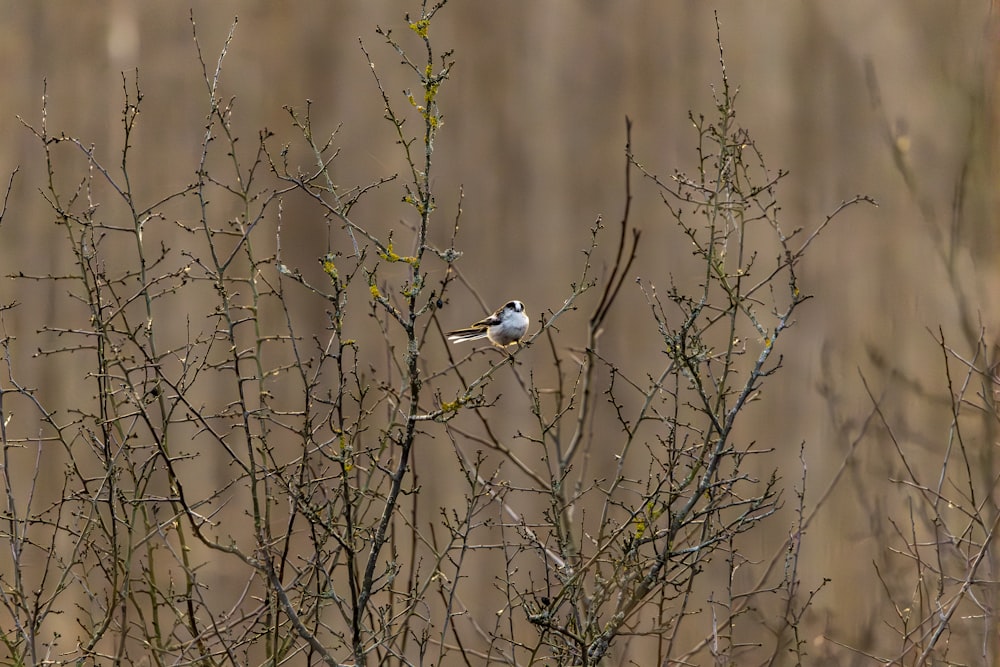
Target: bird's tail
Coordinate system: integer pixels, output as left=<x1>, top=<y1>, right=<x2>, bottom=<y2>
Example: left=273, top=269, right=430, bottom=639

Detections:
left=446, top=328, right=488, bottom=343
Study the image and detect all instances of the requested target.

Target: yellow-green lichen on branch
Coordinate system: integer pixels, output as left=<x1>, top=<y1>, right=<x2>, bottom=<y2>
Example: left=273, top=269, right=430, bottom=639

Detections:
left=379, top=242, right=419, bottom=267
left=632, top=515, right=647, bottom=540
left=337, top=433, right=354, bottom=472
left=321, top=255, right=338, bottom=281
left=409, top=19, right=430, bottom=38
left=402, top=193, right=426, bottom=215
left=439, top=397, right=464, bottom=414
left=424, top=80, right=439, bottom=106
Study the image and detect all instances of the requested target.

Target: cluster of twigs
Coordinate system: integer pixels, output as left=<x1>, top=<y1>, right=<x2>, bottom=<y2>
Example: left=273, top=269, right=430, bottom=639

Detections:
left=0, top=5, right=892, bottom=667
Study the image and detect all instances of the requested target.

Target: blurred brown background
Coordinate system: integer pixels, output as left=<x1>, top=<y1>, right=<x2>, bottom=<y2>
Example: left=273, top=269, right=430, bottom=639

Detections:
left=0, top=1, right=997, bottom=663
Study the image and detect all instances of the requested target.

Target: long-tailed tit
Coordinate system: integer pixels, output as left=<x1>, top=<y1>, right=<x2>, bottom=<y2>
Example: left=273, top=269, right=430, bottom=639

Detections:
left=446, top=300, right=529, bottom=347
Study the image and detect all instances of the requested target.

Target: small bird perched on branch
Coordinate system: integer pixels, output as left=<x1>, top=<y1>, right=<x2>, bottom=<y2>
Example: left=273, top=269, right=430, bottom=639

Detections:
left=446, top=300, right=529, bottom=347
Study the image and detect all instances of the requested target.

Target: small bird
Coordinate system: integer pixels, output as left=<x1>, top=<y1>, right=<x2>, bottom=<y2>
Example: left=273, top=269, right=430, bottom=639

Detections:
left=447, top=300, right=529, bottom=347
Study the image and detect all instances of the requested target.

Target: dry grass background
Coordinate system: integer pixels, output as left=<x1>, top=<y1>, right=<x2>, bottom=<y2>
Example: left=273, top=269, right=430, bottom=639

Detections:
left=0, top=1, right=997, bottom=664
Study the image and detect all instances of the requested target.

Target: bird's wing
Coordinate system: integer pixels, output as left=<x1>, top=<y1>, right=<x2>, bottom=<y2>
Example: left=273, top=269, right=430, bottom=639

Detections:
left=471, top=313, right=502, bottom=328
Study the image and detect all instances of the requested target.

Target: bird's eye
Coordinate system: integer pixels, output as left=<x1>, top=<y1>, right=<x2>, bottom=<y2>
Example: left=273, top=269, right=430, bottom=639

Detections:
left=505, top=301, right=517, bottom=310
